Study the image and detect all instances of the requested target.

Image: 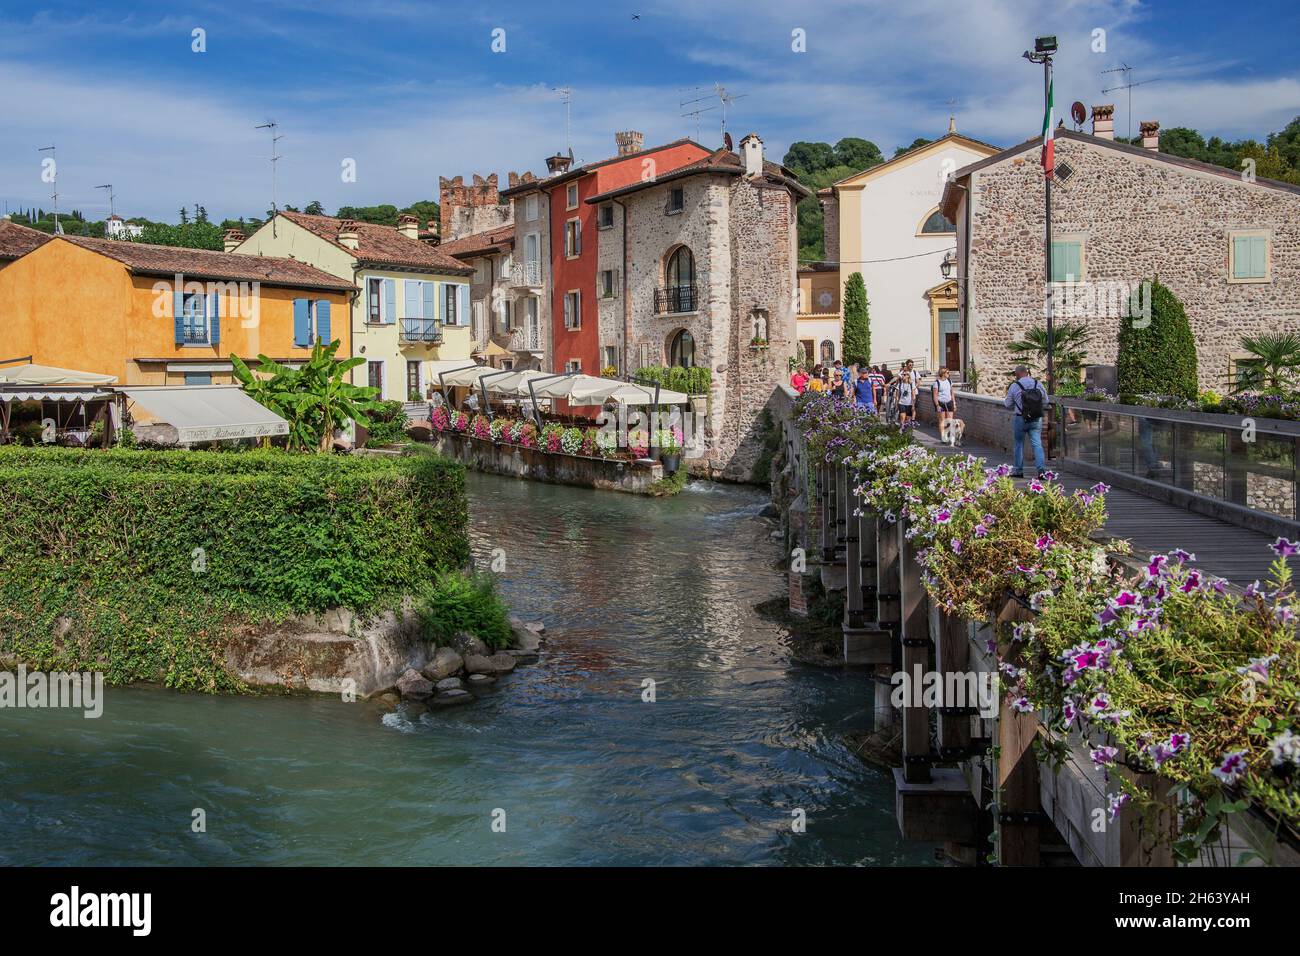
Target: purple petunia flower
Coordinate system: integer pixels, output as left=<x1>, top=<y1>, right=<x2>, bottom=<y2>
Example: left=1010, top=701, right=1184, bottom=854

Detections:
left=1271, top=537, right=1299, bottom=558
left=1012, top=696, right=1034, bottom=713
left=1107, top=791, right=1129, bottom=822
left=1062, top=697, right=1077, bottom=727
left=1113, top=590, right=1139, bottom=608
left=950, top=537, right=963, bottom=555
left=1035, top=533, right=1054, bottom=552
left=1090, top=745, right=1118, bottom=767
left=1087, top=692, right=1110, bottom=716
left=1211, top=751, right=1248, bottom=784
left=1027, top=480, right=1045, bottom=494
left=1244, top=580, right=1263, bottom=599
left=1091, top=481, right=1110, bottom=494
left=1168, top=732, right=1191, bottom=754
left=1171, top=548, right=1195, bottom=563
left=1040, top=470, right=1058, bottom=481
left=1178, top=570, right=1202, bottom=593
left=934, top=508, right=952, bottom=524
left=1096, top=606, right=1119, bottom=627
left=974, top=523, right=989, bottom=538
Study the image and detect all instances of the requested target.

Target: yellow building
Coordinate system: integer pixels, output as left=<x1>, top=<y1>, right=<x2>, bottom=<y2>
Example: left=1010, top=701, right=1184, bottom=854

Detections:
left=796, top=262, right=842, bottom=366
left=0, top=235, right=353, bottom=385
left=235, top=212, right=475, bottom=401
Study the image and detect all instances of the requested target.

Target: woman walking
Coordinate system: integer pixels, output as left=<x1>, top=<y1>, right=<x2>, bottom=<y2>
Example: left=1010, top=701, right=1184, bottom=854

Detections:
left=931, top=367, right=956, bottom=438
left=896, top=370, right=916, bottom=427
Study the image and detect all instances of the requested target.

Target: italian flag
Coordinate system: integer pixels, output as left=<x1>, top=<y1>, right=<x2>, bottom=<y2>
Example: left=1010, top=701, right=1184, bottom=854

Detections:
left=1040, top=77, right=1055, bottom=178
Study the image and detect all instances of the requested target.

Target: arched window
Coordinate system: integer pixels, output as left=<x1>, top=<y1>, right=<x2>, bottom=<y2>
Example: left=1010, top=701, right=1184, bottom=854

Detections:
left=918, top=207, right=955, bottom=235
left=668, top=329, right=695, bottom=368
left=659, top=246, right=697, bottom=313
left=820, top=339, right=835, bottom=363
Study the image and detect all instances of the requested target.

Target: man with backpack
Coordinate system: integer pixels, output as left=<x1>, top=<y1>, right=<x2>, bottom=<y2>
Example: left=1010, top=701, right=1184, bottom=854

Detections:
left=1003, top=365, right=1047, bottom=478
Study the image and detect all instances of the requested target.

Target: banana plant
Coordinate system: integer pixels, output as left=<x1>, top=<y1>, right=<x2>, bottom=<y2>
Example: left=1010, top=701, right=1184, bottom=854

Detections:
left=231, top=339, right=382, bottom=453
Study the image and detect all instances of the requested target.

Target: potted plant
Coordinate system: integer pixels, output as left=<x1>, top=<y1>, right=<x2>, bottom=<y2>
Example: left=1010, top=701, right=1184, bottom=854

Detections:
left=658, top=426, right=683, bottom=473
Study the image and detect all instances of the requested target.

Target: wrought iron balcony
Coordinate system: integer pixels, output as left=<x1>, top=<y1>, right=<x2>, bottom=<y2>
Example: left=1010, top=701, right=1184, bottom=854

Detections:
left=655, top=284, right=698, bottom=314
left=512, top=261, right=543, bottom=287
left=180, top=325, right=211, bottom=345
left=509, top=325, right=542, bottom=353
left=399, top=318, right=443, bottom=344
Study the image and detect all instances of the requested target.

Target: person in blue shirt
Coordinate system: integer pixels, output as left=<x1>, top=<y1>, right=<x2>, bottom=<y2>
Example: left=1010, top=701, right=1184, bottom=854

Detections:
left=853, top=368, right=876, bottom=412
left=1003, top=365, right=1046, bottom=477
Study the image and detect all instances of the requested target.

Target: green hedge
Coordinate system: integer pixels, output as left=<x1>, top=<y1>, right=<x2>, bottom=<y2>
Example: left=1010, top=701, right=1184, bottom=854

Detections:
left=0, top=447, right=470, bottom=689
left=634, top=365, right=711, bottom=396
left=1117, top=277, right=1199, bottom=400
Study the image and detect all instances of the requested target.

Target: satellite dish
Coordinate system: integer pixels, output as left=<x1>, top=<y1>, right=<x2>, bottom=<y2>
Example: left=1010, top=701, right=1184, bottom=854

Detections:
left=1070, top=101, right=1087, bottom=128
left=724, top=132, right=733, bottom=151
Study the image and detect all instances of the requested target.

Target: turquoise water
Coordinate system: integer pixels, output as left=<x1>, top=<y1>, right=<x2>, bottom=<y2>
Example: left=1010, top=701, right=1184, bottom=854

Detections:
left=0, top=474, right=932, bottom=866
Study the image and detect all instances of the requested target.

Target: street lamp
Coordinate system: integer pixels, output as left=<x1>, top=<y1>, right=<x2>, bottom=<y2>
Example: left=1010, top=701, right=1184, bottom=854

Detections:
left=940, top=250, right=957, bottom=280
left=1024, top=34, right=1057, bottom=453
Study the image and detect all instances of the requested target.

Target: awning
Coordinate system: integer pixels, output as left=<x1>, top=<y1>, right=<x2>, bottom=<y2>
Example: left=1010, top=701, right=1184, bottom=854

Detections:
left=439, top=365, right=498, bottom=388
left=483, top=369, right=551, bottom=397
left=119, top=385, right=288, bottom=443
left=0, top=363, right=117, bottom=386
left=531, top=374, right=690, bottom=405
left=0, top=388, right=114, bottom=403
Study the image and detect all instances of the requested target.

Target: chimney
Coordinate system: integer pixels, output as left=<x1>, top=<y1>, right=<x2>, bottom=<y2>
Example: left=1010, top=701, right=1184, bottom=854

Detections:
left=337, top=219, right=360, bottom=250
left=424, top=219, right=440, bottom=244
left=615, top=130, right=644, bottom=156
left=222, top=228, right=246, bottom=253
left=1140, top=120, right=1160, bottom=151
left=397, top=214, right=419, bottom=240
left=739, top=132, right=764, bottom=177
left=545, top=153, right=573, bottom=174
left=1091, top=104, right=1115, bottom=140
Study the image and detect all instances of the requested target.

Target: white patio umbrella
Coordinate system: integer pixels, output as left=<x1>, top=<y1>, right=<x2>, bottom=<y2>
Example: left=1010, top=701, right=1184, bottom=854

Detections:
left=0, top=363, right=117, bottom=386
left=483, top=369, right=551, bottom=397
left=438, top=364, right=499, bottom=388
left=531, top=374, right=688, bottom=406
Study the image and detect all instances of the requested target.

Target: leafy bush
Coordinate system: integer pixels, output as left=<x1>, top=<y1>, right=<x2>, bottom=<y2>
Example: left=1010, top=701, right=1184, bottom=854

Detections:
left=364, top=399, right=412, bottom=447
left=1117, top=278, right=1198, bottom=400
left=0, top=446, right=470, bottom=688
left=415, top=571, right=513, bottom=651
left=634, top=365, right=711, bottom=396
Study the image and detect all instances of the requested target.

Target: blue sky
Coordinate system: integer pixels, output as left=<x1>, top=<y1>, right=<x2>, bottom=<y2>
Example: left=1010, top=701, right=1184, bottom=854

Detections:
left=2, top=0, right=1297, bottom=222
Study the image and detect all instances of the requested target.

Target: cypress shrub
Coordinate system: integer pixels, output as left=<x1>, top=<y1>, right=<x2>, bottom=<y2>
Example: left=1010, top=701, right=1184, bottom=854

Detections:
left=1116, top=278, right=1199, bottom=400
left=842, top=272, right=871, bottom=366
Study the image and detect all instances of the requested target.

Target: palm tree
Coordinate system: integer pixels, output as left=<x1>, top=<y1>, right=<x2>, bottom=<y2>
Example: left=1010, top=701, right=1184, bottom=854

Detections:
left=1231, top=332, right=1300, bottom=395
left=1006, top=321, right=1092, bottom=385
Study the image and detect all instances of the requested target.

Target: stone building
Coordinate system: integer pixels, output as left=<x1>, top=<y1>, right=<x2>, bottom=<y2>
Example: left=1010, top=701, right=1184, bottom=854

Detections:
left=585, top=133, right=810, bottom=480
left=941, top=107, right=1300, bottom=394
left=437, top=173, right=512, bottom=242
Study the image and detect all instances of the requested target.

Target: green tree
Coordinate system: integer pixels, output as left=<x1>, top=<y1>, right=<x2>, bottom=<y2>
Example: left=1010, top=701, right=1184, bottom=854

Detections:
left=335, top=204, right=400, bottom=225
left=841, top=272, right=871, bottom=366
left=401, top=199, right=440, bottom=228
left=134, top=221, right=224, bottom=250
left=782, top=141, right=836, bottom=173
left=833, top=137, right=883, bottom=169
left=231, top=338, right=383, bottom=453
left=1117, top=278, right=1198, bottom=400
left=894, top=137, right=933, bottom=157
left=304, top=200, right=325, bottom=215
left=1231, top=332, right=1300, bottom=394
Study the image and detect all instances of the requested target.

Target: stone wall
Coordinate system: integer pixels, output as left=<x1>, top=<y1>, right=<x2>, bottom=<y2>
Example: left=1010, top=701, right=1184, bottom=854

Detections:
left=820, top=191, right=839, bottom=264
left=439, top=173, right=513, bottom=241
left=431, top=431, right=664, bottom=494
left=965, top=135, right=1300, bottom=395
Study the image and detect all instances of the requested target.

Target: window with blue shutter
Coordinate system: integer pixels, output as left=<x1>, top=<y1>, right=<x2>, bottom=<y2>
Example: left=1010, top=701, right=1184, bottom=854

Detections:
left=293, top=298, right=311, bottom=347
left=383, top=279, right=397, bottom=324
left=315, top=299, right=331, bottom=345
left=1232, top=234, right=1268, bottom=279
left=173, top=291, right=185, bottom=344
left=458, top=284, right=470, bottom=326
left=208, top=291, right=220, bottom=346
left=404, top=280, right=420, bottom=322
left=1050, top=241, right=1083, bottom=283
left=422, top=281, right=435, bottom=320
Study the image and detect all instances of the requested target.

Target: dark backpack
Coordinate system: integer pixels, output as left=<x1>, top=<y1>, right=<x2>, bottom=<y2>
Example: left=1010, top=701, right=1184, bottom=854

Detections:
left=1019, top=380, right=1045, bottom=421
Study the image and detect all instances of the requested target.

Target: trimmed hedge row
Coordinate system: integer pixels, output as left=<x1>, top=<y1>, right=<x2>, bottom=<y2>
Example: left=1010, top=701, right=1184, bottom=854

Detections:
left=0, top=446, right=469, bottom=612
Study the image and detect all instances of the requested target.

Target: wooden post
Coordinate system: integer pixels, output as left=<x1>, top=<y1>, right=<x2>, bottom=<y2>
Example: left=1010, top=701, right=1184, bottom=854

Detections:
left=819, top=465, right=835, bottom=562
left=860, top=511, right=879, bottom=624
left=835, top=462, right=849, bottom=556
left=898, top=520, right=930, bottom=784
left=843, top=473, right=864, bottom=629
left=935, top=611, right=972, bottom=754
left=994, top=598, right=1041, bottom=866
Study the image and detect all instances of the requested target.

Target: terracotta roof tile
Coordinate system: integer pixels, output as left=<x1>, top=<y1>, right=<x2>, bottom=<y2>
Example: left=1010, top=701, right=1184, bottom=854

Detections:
left=280, top=211, right=472, bottom=274
left=436, top=224, right=516, bottom=259
left=57, top=235, right=356, bottom=291
left=0, top=220, right=53, bottom=260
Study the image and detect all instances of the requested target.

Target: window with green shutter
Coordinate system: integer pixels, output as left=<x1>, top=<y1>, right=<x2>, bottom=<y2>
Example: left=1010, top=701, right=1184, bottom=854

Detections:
left=1050, top=240, right=1083, bottom=283
left=1232, top=234, right=1268, bottom=280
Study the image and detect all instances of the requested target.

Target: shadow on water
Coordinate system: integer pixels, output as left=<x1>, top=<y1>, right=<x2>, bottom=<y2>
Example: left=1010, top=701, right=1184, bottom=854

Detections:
left=0, top=473, right=935, bottom=866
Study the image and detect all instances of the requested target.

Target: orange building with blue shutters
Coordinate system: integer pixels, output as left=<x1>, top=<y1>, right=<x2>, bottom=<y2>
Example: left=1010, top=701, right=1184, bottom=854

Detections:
left=0, top=235, right=354, bottom=385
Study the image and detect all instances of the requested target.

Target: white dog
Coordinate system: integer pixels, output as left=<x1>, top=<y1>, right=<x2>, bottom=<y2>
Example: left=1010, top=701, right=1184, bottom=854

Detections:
left=940, top=418, right=966, bottom=447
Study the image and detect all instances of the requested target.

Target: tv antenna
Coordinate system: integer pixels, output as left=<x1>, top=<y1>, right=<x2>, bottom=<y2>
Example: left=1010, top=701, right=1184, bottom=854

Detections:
left=95, top=183, right=115, bottom=220
left=714, top=83, right=747, bottom=142
left=552, top=87, right=573, bottom=154
left=37, top=145, right=59, bottom=233
left=679, top=86, right=718, bottom=141
left=255, top=120, right=284, bottom=235
left=1101, top=64, right=1159, bottom=141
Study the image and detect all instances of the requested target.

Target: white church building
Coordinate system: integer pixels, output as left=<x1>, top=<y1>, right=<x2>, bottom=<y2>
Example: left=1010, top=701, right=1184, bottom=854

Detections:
left=826, top=123, right=999, bottom=376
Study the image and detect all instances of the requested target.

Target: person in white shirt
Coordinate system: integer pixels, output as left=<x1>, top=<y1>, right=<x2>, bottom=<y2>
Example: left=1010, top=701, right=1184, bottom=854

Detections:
left=931, top=367, right=956, bottom=438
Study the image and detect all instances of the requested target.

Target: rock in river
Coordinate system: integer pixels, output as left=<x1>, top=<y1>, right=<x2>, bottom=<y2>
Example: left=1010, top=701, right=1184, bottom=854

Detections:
left=464, top=652, right=517, bottom=676
left=431, top=689, right=473, bottom=707
left=435, top=677, right=463, bottom=692
left=422, top=647, right=464, bottom=681
left=449, top=631, right=489, bottom=658
left=395, top=668, right=433, bottom=700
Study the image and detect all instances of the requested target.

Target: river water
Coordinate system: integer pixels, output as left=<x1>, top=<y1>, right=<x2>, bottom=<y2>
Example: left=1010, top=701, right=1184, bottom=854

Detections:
left=0, top=474, right=932, bottom=866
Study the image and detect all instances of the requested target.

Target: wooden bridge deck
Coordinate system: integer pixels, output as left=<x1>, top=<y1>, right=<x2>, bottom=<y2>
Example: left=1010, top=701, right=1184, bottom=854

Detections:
left=913, top=428, right=1289, bottom=587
